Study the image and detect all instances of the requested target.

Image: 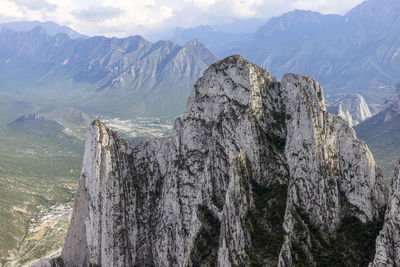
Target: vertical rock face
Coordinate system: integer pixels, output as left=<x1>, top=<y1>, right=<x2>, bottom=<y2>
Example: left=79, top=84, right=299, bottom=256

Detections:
left=328, top=93, right=373, bottom=126
left=54, top=55, right=387, bottom=266
left=354, top=83, right=400, bottom=180
left=279, top=76, right=386, bottom=266
left=371, top=161, right=400, bottom=266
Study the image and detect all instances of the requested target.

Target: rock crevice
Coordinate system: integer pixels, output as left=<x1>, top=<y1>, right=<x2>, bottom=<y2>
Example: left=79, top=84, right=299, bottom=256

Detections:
left=40, top=55, right=389, bottom=267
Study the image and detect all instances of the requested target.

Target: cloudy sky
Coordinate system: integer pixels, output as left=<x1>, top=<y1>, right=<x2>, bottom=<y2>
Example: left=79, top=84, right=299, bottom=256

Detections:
left=0, top=0, right=365, bottom=38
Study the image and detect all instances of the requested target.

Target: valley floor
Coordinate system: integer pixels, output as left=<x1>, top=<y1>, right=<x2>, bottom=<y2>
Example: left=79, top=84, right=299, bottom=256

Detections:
left=0, top=101, right=175, bottom=265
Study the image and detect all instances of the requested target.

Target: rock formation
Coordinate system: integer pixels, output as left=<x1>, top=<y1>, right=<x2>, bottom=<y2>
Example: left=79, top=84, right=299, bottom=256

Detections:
left=37, top=55, right=389, bottom=266
left=354, top=83, right=400, bottom=180
left=371, top=161, right=400, bottom=266
left=328, top=93, right=372, bottom=126
left=383, top=83, right=400, bottom=123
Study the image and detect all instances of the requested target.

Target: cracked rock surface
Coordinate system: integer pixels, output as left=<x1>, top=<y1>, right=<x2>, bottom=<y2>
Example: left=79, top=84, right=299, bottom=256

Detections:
left=371, top=161, right=400, bottom=266
left=37, top=55, right=389, bottom=267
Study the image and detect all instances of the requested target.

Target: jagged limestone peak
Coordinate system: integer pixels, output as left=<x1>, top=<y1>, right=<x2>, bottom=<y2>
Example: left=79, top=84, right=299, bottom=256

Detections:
left=37, top=55, right=388, bottom=267
left=184, top=54, right=279, bottom=121
left=329, top=93, right=372, bottom=126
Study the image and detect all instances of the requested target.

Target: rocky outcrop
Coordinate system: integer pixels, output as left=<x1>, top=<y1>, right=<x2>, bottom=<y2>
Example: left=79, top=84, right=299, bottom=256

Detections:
left=354, top=84, right=400, bottom=180
left=6, top=107, right=90, bottom=140
left=371, top=161, right=400, bottom=266
left=328, top=93, right=372, bottom=126
left=43, top=55, right=388, bottom=266
left=278, top=77, right=386, bottom=266
left=8, top=114, right=47, bottom=124
left=383, top=83, right=400, bottom=122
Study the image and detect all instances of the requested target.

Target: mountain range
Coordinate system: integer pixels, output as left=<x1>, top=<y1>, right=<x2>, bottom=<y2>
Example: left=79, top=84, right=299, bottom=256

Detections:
left=170, top=18, right=267, bottom=54
left=7, top=106, right=91, bottom=140
left=1, top=0, right=399, bottom=117
left=1, top=0, right=400, bottom=264
left=0, top=21, right=86, bottom=39
left=176, top=0, right=400, bottom=106
left=0, top=27, right=217, bottom=118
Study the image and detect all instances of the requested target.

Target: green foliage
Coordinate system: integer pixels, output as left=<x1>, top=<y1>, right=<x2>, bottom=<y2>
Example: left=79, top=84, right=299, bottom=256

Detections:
left=0, top=120, right=83, bottom=263
left=265, top=133, right=286, bottom=152
left=7, top=119, right=75, bottom=140
left=245, top=181, right=288, bottom=266
left=190, top=205, right=221, bottom=267
left=293, top=207, right=384, bottom=266
left=355, top=112, right=400, bottom=183
left=314, top=216, right=382, bottom=266
left=257, top=111, right=287, bottom=152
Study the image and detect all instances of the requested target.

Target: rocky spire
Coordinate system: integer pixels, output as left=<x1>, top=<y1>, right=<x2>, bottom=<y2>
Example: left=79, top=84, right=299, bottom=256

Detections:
left=37, top=55, right=388, bottom=267
left=328, top=93, right=373, bottom=126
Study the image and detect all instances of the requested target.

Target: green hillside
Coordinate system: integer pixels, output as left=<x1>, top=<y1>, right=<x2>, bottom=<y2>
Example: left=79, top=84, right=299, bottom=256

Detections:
left=0, top=101, right=85, bottom=265
left=355, top=112, right=400, bottom=182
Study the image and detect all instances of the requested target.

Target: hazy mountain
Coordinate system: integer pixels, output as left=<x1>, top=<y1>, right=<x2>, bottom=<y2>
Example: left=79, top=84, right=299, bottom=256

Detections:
left=7, top=115, right=77, bottom=140
left=7, top=106, right=91, bottom=141
left=211, top=18, right=269, bottom=34
left=36, top=56, right=390, bottom=266
left=0, top=27, right=218, bottom=118
left=0, top=21, right=87, bottom=39
left=221, top=0, right=400, bottom=104
left=170, top=18, right=267, bottom=55
left=345, top=0, right=400, bottom=35
left=171, top=26, right=249, bottom=55
left=43, top=106, right=91, bottom=129
left=327, top=93, right=373, bottom=126
left=355, top=83, right=400, bottom=180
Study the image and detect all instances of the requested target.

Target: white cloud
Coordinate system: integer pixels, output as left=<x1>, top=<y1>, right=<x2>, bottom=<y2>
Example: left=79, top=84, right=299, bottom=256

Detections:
left=13, top=0, right=57, bottom=11
left=0, top=0, right=365, bottom=37
left=73, top=5, right=125, bottom=22
left=0, top=1, right=21, bottom=19
left=186, top=0, right=216, bottom=9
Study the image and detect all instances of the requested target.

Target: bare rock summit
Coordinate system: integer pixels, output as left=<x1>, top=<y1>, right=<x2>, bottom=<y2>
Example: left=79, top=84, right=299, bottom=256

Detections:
left=36, top=55, right=390, bottom=267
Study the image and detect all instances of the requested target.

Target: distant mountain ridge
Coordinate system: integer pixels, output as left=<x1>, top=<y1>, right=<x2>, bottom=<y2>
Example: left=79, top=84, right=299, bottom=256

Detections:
left=171, top=26, right=249, bottom=55
left=175, top=0, right=398, bottom=105
left=3, top=0, right=399, bottom=114
left=7, top=106, right=91, bottom=140
left=0, top=27, right=218, bottom=118
left=0, top=21, right=87, bottom=39
left=9, top=114, right=47, bottom=124
left=170, top=18, right=267, bottom=54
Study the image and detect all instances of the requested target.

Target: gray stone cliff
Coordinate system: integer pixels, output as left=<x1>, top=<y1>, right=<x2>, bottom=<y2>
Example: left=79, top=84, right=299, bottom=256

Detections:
left=38, top=55, right=389, bottom=266
left=371, top=161, right=400, bottom=266
left=328, top=93, right=373, bottom=126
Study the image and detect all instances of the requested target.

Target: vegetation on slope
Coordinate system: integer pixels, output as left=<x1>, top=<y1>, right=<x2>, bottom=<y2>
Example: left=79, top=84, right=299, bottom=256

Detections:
left=0, top=99, right=84, bottom=265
